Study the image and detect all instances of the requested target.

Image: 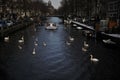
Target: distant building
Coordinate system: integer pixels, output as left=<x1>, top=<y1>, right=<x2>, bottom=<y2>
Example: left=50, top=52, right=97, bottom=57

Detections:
left=0, top=0, right=6, bottom=13
left=118, top=1, right=120, bottom=19
left=47, top=0, right=54, bottom=15
left=118, top=1, right=120, bottom=25
left=107, top=0, right=119, bottom=19
left=107, top=0, right=120, bottom=26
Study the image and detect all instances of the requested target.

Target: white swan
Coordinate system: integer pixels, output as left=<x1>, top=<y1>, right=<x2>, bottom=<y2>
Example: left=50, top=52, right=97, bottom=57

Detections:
left=43, top=42, right=47, bottom=46
left=84, top=41, right=89, bottom=47
left=4, top=36, right=9, bottom=40
left=66, top=41, right=71, bottom=45
left=32, top=48, right=36, bottom=55
left=82, top=47, right=87, bottom=52
left=90, top=55, right=99, bottom=62
left=34, top=41, right=38, bottom=46
left=18, top=45, right=22, bottom=50
left=4, top=36, right=9, bottom=42
left=73, top=24, right=77, bottom=27
left=21, top=36, right=24, bottom=40
left=69, top=36, right=74, bottom=41
left=77, top=27, right=83, bottom=30
left=18, top=36, right=24, bottom=43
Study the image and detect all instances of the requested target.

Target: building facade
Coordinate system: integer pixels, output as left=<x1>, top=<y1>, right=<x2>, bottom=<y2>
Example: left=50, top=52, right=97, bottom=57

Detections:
left=107, top=0, right=120, bottom=26
left=118, top=1, right=120, bottom=25
left=107, top=0, right=119, bottom=19
left=47, top=0, right=54, bottom=15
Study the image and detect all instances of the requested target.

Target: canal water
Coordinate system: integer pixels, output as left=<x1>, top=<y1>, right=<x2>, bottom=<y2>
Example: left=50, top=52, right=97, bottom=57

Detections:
left=0, top=17, right=119, bottom=80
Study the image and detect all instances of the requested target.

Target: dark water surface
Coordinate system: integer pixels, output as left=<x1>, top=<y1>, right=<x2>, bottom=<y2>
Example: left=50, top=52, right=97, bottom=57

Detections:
left=0, top=17, right=119, bottom=80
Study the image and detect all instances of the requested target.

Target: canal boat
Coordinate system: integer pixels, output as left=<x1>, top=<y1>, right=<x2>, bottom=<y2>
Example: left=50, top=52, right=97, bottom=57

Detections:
left=45, top=23, right=57, bottom=30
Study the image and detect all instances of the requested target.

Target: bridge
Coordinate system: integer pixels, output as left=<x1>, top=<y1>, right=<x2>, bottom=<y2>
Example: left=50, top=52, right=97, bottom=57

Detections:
left=46, top=15, right=64, bottom=18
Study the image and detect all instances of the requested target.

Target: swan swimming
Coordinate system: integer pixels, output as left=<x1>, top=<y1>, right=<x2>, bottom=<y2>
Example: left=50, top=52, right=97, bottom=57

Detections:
left=4, top=36, right=9, bottom=40
left=69, top=36, right=74, bottom=41
left=77, top=27, right=83, bottom=30
left=66, top=41, right=71, bottom=45
left=90, top=54, right=99, bottom=62
left=32, top=48, right=36, bottom=55
left=4, top=36, right=9, bottom=42
left=34, top=41, right=38, bottom=46
left=43, top=42, right=47, bottom=46
left=84, top=41, right=89, bottom=47
left=18, top=45, right=22, bottom=50
left=18, top=36, right=24, bottom=43
left=82, top=47, right=87, bottom=52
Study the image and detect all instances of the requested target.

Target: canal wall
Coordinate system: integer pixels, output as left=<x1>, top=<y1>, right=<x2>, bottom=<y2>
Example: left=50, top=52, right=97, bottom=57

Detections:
left=0, top=21, right=33, bottom=38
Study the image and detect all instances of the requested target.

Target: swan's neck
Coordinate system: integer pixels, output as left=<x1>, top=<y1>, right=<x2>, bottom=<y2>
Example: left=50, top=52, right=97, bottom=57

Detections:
left=90, top=55, right=93, bottom=60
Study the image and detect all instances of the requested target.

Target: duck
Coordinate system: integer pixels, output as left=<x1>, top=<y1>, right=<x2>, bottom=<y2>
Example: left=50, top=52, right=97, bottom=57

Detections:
left=90, top=54, right=99, bottom=62
left=84, top=41, right=89, bottom=47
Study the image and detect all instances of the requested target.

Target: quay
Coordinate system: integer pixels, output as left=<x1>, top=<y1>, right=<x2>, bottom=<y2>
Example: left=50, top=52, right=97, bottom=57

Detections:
left=69, top=20, right=120, bottom=45
left=0, top=21, right=33, bottom=37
